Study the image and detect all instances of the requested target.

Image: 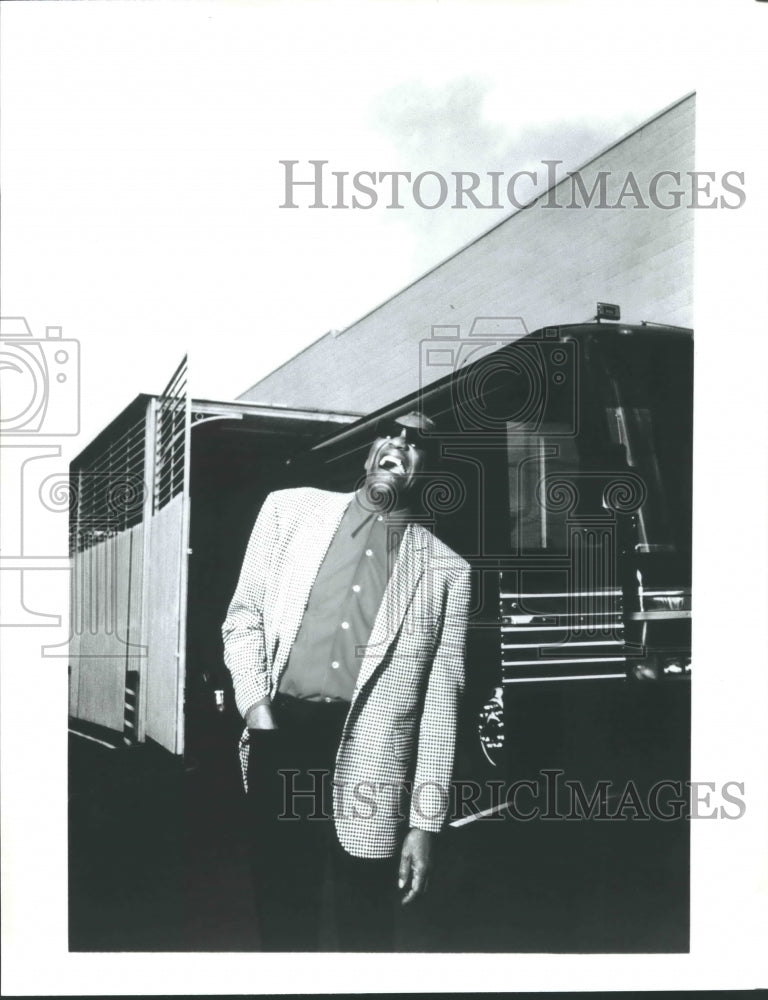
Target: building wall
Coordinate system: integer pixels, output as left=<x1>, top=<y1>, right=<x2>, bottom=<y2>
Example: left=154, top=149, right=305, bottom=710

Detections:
left=240, top=95, right=694, bottom=413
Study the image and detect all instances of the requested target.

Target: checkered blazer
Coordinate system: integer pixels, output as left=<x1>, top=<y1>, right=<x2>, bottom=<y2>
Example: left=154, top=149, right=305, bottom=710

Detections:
left=222, top=487, right=471, bottom=859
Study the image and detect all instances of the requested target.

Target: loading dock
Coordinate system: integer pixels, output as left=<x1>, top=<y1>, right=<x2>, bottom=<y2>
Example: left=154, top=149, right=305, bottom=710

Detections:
left=68, top=358, right=360, bottom=755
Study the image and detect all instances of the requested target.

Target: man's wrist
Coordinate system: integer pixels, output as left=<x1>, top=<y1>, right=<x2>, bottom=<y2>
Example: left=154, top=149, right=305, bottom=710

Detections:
left=408, top=815, right=443, bottom=835
left=245, top=699, right=274, bottom=729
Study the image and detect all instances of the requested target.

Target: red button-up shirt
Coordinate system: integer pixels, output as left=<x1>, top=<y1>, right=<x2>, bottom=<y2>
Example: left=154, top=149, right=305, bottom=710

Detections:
left=277, top=493, right=410, bottom=703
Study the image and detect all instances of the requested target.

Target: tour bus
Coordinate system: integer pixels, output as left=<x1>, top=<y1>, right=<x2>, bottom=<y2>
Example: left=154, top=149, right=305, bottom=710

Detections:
left=297, top=314, right=692, bottom=780
left=287, top=313, right=693, bottom=950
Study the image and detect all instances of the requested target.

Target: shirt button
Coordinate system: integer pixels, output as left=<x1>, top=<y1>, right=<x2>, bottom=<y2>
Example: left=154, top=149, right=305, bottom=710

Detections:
left=377, top=515, right=383, bottom=521
left=331, top=660, right=340, bottom=670
left=324, top=697, right=332, bottom=703
left=341, top=621, right=350, bottom=630
left=365, top=549, right=373, bottom=557
left=352, top=584, right=361, bottom=593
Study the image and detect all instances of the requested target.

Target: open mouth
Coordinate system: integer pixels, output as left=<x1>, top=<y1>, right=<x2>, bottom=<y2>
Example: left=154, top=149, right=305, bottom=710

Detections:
left=377, top=453, right=406, bottom=475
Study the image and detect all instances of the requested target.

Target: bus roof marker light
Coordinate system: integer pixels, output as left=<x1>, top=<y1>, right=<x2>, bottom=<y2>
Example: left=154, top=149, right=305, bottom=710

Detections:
left=596, top=302, right=621, bottom=322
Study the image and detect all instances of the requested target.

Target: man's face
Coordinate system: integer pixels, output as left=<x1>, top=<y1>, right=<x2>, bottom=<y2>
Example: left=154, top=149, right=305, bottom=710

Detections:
left=363, top=425, right=428, bottom=503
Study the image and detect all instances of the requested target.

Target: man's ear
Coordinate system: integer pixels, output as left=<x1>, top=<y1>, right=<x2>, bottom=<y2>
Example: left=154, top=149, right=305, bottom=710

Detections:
left=363, top=441, right=377, bottom=473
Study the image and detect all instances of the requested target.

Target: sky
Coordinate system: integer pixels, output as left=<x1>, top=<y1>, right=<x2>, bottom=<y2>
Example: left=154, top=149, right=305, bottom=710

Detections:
left=0, top=0, right=705, bottom=456
left=2, top=0, right=767, bottom=995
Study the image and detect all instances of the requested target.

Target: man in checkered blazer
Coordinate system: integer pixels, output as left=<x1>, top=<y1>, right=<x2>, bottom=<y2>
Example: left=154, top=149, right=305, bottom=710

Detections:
left=222, top=412, right=471, bottom=950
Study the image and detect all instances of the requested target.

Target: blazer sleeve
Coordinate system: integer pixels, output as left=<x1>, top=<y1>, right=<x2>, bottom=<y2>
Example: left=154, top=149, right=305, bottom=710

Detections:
left=410, top=562, right=471, bottom=833
left=221, top=491, right=280, bottom=717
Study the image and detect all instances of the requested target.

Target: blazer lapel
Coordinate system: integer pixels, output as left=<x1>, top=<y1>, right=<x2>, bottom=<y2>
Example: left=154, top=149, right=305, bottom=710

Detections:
left=351, top=523, right=427, bottom=704
left=270, top=492, right=355, bottom=692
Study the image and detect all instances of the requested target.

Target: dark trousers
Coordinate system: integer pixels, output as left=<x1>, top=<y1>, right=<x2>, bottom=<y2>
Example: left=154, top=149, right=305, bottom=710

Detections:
left=247, top=693, right=399, bottom=951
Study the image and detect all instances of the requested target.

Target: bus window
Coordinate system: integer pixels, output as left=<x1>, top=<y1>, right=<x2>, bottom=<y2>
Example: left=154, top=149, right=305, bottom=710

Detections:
left=507, top=421, right=583, bottom=555
left=596, top=334, right=693, bottom=557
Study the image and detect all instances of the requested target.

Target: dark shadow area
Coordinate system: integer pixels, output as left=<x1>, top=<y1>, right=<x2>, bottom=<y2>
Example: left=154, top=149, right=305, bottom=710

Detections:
left=69, top=678, right=689, bottom=954
left=69, top=730, right=259, bottom=951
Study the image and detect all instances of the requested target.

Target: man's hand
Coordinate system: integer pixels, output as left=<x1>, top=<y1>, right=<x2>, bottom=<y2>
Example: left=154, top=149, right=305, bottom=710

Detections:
left=398, top=828, right=434, bottom=905
left=245, top=701, right=277, bottom=730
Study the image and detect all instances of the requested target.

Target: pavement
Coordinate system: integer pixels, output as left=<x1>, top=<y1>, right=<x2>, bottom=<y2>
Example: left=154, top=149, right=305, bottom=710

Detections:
left=69, top=727, right=689, bottom=953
